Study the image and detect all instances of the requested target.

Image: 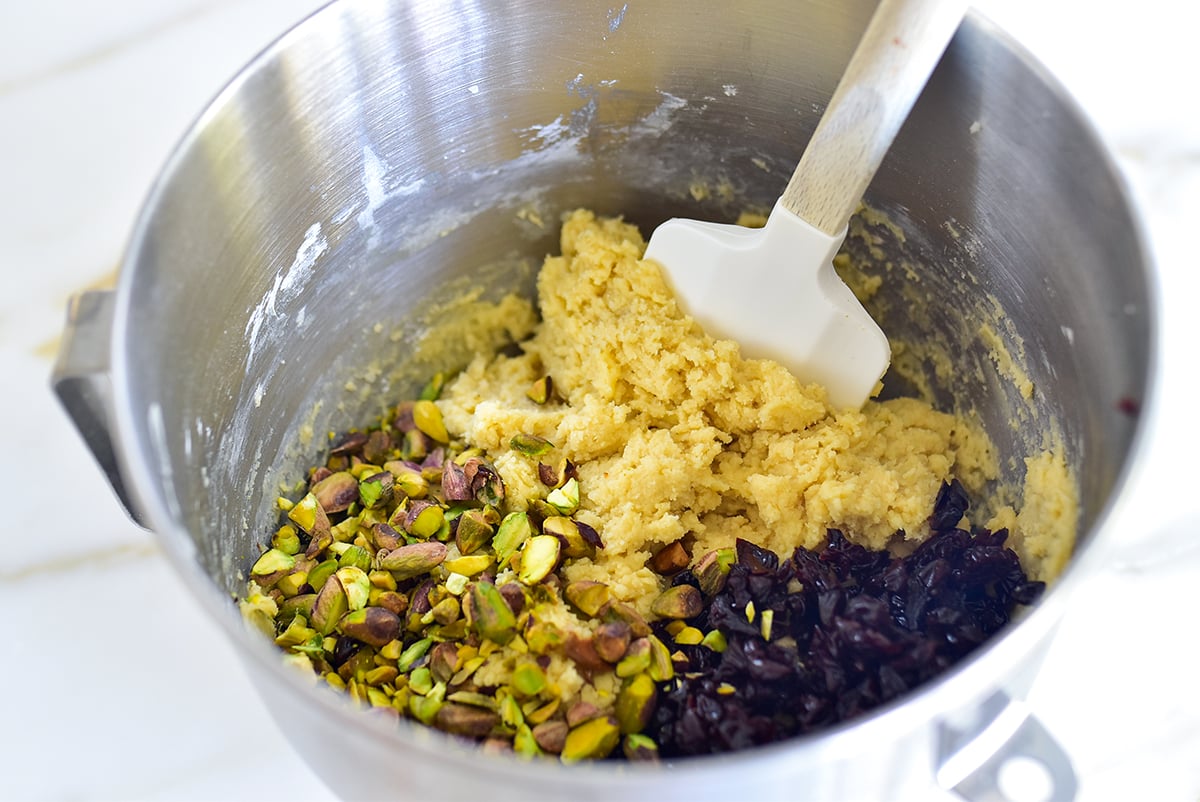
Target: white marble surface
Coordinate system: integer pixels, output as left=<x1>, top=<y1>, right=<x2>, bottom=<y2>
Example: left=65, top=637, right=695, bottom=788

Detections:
left=2, top=1, right=1197, bottom=800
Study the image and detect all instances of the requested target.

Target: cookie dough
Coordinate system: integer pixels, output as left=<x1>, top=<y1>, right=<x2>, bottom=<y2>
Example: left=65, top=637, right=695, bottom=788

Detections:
left=440, top=210, right=1075, bottom=610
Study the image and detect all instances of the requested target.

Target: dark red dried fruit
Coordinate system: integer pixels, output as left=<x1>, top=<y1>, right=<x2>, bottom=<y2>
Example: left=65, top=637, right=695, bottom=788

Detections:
left=646, top=503, right=1044, bottom=758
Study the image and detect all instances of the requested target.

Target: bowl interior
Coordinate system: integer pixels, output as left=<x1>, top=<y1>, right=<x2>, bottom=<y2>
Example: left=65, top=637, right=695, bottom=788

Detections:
left=117, top=0, right=1149, bottom=708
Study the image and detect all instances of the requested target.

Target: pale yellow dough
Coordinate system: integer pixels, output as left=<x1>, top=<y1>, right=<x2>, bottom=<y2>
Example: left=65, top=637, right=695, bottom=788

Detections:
left=440, top=210, right=1072, bottom=612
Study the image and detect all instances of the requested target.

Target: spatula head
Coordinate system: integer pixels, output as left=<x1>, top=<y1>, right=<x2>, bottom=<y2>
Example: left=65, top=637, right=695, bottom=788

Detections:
left=644, top=201, right=891, bottom=410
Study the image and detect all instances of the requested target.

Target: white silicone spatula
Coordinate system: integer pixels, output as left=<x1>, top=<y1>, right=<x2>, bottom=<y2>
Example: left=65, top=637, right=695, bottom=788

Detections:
left=644, top=0, right=968, bottom=410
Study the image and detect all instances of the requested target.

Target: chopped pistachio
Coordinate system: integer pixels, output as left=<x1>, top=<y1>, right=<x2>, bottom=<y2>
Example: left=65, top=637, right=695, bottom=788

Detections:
left=418, top=372, right=446, bottom=402
left=442, top=554, right=492, bottom=577
left=435, top=703, right=500, bottom=738
left=409, top=693, right=442, bottom=725
left=517, top=535, right=561, bottom=585
left=275, top=571, right=308, bottom=598
left=307, top=559, right=338, bottom=593
left=499, top=694, right=525, bottom=730
left=397, top=637, right=434, bottom=673
left=362, top=429, right=393, bottom=465
left=615, top=638, right=652, bottom=678
left=251, top=548, right=295, bottom=577
left=453, top=509, right=494, bottom=555
left=426, top=596, right=461, bottom=626
left=646, top=635, right=675, bottom=682
left=278, top=593, right=316, bottom=624
left=648, top=541, right=690, bottom=575
left=510, top=661, right=547, bottom=697
left=524, top=698, right=560, bottom=725
left=673, top=626, right=704, bottom=646
left=467, top=580, right=517, bottom=645
left=409, top=667, right=434, bottom=695
left=379, top=639, right=404, bottom=661
left=745, top=600, right=757, bottom=624
left=513, top=723, right=542, bottom=758
left=358, top=471, right=393, bottom=509
left=373, top=591, right=409, bottom=616
left=447, top=691, right=499, bottom=711
left=412, top=400, right=449, bottom=443
left=378, top=541, right=447, bottom=580
left=329, top=430, right=369, bottom=455
left=532, top=720, right=568, bottom=754
left=498, top=583, right=526, bottom=615
left=449, top=655, right=486, bottom=686
left=623, top=733, right=660, bottom=762
left=368, top=569, right=397, bottom=591
left=523, top=616, right=563, bottom=654
left=493, top=512, right=532, bottom=568
left=565, top=700, right=601, bottom=728
left=615, top=673, right=656, bottom=734
left=428, top=642, right=459, bottom=683
left=563, top=634, right=608, bottom=678
left=603, top=601, right=651, bottom=637
left=384, top=461, right=429, bottom=499
left=695, top=547, right=735, bottom=596
left=546, top=477, right=580, bottom=515
left=364, top=665, right=400, bottom=686
left=593, top=621, right=632, bottom=663
left=526, top=375, right=553, bottom=405
left=760, top=608, right=775, bottom=641
left=274, top=612, right=314, bottom=648
left=271, top=525, right=301, bottom=555
left=338, top=607, right=402, bottom=647
left=650, top=584, right=702, bottom=620
left=334, top=566, right=371, bottom=611
left=337, top=544, right=372, bottom=573
left=444, top=572, right=469, bottom=596
left=310, top=575, right=348, bottom=636
left=700, top=630, right=728, bottom=653
left=561, top=716, right=620, bottom=762
left=404, top=501, right=445, bottom=539
left=510, top=433, right=555, bottom=458
left=312, top=471, right=359, bottom=513
left=716, top=682, right=737, bottom=696
left=288, top=492, right=331, bottom=540
left=542, top=516, right=593, bottom=560
left=562, top=581, right=609, bottom=618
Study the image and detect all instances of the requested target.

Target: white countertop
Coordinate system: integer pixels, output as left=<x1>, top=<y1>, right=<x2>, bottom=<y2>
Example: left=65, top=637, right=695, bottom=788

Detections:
left=2, top=1, right=1197, bottom=800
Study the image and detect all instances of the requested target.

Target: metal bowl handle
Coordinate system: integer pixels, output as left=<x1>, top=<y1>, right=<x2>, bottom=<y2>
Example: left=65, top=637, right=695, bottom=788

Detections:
left=938, top=691, right=1077, bottom=801
left=52, top=290, right=146, bottom=527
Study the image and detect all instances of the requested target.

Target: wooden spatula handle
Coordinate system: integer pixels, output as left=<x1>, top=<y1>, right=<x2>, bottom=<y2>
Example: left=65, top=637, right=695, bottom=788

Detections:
left=780, top=0, right=968, bottom=236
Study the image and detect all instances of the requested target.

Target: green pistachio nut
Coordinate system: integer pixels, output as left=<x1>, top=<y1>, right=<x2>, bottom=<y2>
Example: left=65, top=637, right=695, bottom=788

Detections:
left=454, top=508, right=494, bottom=555
left=251, top=548, right=295, bottom=577
left=334, top=566, right=371, bottom=611
left=412, top=400, right=449, bottom=444
left=623, top=733, right=660, bottom=762
left=517, top=535, right=561, bottom=585
left=509, top=433, right=555, bottom=458
left=650, top=584, right=702, bottom=620
left=312, top=471, right=359, bottom=513
left=615, top=673, right=657, bottom=734
left=378, top=541, right=447, bottom=580
left=435, top=703, right=500, bottom=738
left=564, top=580, right=611, bottom=618
left=493, top=512, right=532, bottom=569
left=338, top=607, right=402, bottom=647
left=468, top=580, right=517, bottom=645
left=561, top=716, right=620, bottom=762
left=310, top=575, right=348, bottom=636
left=546, top=477, right=581, bottom=515
left=358, top=471, right=394, bottom=509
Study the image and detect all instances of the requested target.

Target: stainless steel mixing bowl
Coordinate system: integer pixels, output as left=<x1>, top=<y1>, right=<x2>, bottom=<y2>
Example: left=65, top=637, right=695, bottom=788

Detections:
left=54, top=1, right=1156, bottom=799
